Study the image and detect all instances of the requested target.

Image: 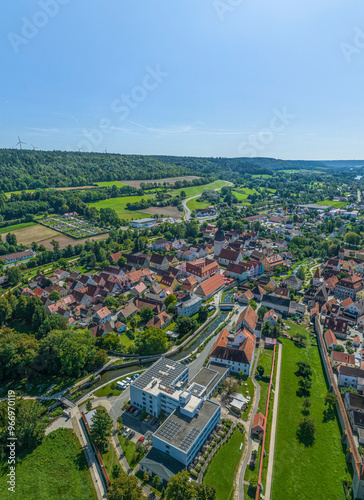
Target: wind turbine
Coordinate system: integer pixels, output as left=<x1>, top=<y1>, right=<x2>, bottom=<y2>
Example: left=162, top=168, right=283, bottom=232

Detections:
left=31, top=144, right=38, bottom=150
left=104, top=147, right=107, bottom=154
left=14, top=136, right=26, bottom=149
left=76, top=146, right=83, bottom=152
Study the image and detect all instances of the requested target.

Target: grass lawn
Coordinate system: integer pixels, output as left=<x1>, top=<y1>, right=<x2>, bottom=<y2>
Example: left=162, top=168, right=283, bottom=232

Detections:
left=0, top=428, right=96, bottom=500
left=0, top=222, right=37, bottom=234
left=94, top=181, right=127, bottom=188
left=88, top=195, right=154, bottom=220
left=94, top=375, right=132, bottom=397
left=256, top=349, right=274, bottom=413
left=241, top=376, right=255, bottom=421
left=186, top=197, right=210, bottom=211
left=174, top=180, right=228, bottom=198
left=117, top=435, right=146, bottom=469
left=272, top=339, right=351, bottom=500
left=203, top=428, right=244, bottom=500
left=119, top=331, right=135, bottom=349
left=317, top=200, right=348, bottom=208
left=101, top=440, right=120, bottom=477
left=232, top=189, right=256, bottom=201
left=285, top=319, right=309, bottom=344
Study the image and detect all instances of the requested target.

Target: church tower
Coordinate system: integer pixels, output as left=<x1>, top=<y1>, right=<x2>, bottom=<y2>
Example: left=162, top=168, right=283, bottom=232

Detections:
left=214, top=228, right=225, bottom=256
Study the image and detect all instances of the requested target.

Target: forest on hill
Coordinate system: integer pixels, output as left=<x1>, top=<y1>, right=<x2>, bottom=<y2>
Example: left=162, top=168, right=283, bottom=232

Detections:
left=0, top=149, right=275, bottom=191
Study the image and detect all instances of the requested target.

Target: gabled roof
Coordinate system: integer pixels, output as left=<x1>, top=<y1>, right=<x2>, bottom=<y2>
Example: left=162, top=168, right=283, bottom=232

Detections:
left=324, top=329, right=337, bottom=346
left=237, top=305, right=258, bottom=332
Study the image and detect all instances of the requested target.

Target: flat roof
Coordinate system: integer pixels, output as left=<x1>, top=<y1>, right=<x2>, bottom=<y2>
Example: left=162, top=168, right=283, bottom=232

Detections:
left=188, top=363, right=229, bottom=397
left=154, top=399, right=219, bottom=452
left=131, top=357, right=188, bottom=392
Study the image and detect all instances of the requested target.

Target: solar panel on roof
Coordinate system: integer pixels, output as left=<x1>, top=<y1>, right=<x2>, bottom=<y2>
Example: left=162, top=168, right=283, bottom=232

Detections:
left=157, top=420, right=182, bottom=441
left=180, top=428, right=200, bottom=451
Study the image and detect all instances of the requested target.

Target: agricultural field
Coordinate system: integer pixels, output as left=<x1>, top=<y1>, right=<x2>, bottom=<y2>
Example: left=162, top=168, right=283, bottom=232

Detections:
left=0, top=428, right=96, bottom=500
left=143, top=206, right=183, bottom=217
left=0, top=222, right=37, bottom=235
left=119, top=175, right=201, bottom=188
left=272, top=338, right=351, bottom=500
left=1, top=223, right=59, bottom=245
left=40, top=215, right=108, bottom=239
left=40, top=232, right=109, bottom=250
left=317, top=200, right=348, bottom=208
left=94, top=181, right=127, bottom=188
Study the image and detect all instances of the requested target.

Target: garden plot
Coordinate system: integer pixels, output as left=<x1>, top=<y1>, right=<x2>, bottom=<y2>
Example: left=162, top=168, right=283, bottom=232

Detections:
left=40, top=215, right=109, bottom=239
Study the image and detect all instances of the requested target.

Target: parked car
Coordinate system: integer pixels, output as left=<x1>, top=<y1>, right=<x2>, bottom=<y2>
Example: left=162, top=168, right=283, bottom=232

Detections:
left=125, top=405, right=132, bottom=412
left=138, top=436, right=144, bottom=442
left=126, top=377, right=132, bottom=382
left=134, top=373, right=140, bottom=378
left=130, top=407, right=136, bottom=414
left=123, top=428, right=131, bottom=438
left=134, top=409, right=140, bottom=416
left=130, top=431, right=135, bottom=438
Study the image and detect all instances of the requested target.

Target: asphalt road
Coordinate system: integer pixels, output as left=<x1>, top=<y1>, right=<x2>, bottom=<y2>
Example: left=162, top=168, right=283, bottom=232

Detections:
left=182, top=181, right=233, bottom=220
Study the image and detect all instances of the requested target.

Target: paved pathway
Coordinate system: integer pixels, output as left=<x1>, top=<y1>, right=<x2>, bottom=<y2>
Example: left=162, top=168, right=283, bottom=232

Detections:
left=71, top=407, right=106, bottom=500
left=264, top=343, right=282, bottom=500
left=237, top=343, right=262, bottom=500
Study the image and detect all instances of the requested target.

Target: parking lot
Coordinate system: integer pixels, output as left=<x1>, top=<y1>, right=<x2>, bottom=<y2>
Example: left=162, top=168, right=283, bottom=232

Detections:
left=120, top=406, right=161, bottom=443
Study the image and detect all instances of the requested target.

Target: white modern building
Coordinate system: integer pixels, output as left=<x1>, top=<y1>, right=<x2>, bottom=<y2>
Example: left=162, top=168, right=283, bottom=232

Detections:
left=138, top=360, right=229, bottom=479
left=130, top=358, right=189, bottom=417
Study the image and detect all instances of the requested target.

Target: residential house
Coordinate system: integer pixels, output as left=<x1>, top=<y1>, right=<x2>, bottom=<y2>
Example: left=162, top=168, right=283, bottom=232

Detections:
left=335, top=274, right=364, bottom=300
left=153, top=238, right=169, bottom=250
left=324, top=316, right=349, bottom=339
left=324, top=329, right=337, bottom=350
left=150, top=254, right=170, bottom=272
left=176, top=292, right=202, bottom=317
left=283, top=275, right=302, bottom=291
left=338, top=365, right=364, bottom=392
left=331, top=351, right=356, bottom=369
left=217, top=248, right=243, bottom=267
left=93, top=306, right=112, bottom=325
left=263, top=309, right=279, bottom=327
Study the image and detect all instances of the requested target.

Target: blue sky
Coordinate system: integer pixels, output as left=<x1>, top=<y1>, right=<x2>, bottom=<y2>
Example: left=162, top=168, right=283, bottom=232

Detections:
left=0, top=0, right=363, bottom=159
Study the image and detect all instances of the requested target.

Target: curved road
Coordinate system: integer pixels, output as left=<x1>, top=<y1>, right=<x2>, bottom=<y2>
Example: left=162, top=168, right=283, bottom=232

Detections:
left=182, top=181, right=233, bottom=220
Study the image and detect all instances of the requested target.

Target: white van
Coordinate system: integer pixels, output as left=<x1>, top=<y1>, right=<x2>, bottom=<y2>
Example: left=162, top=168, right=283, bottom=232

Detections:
left=116, top=381, right=126, bottom=390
